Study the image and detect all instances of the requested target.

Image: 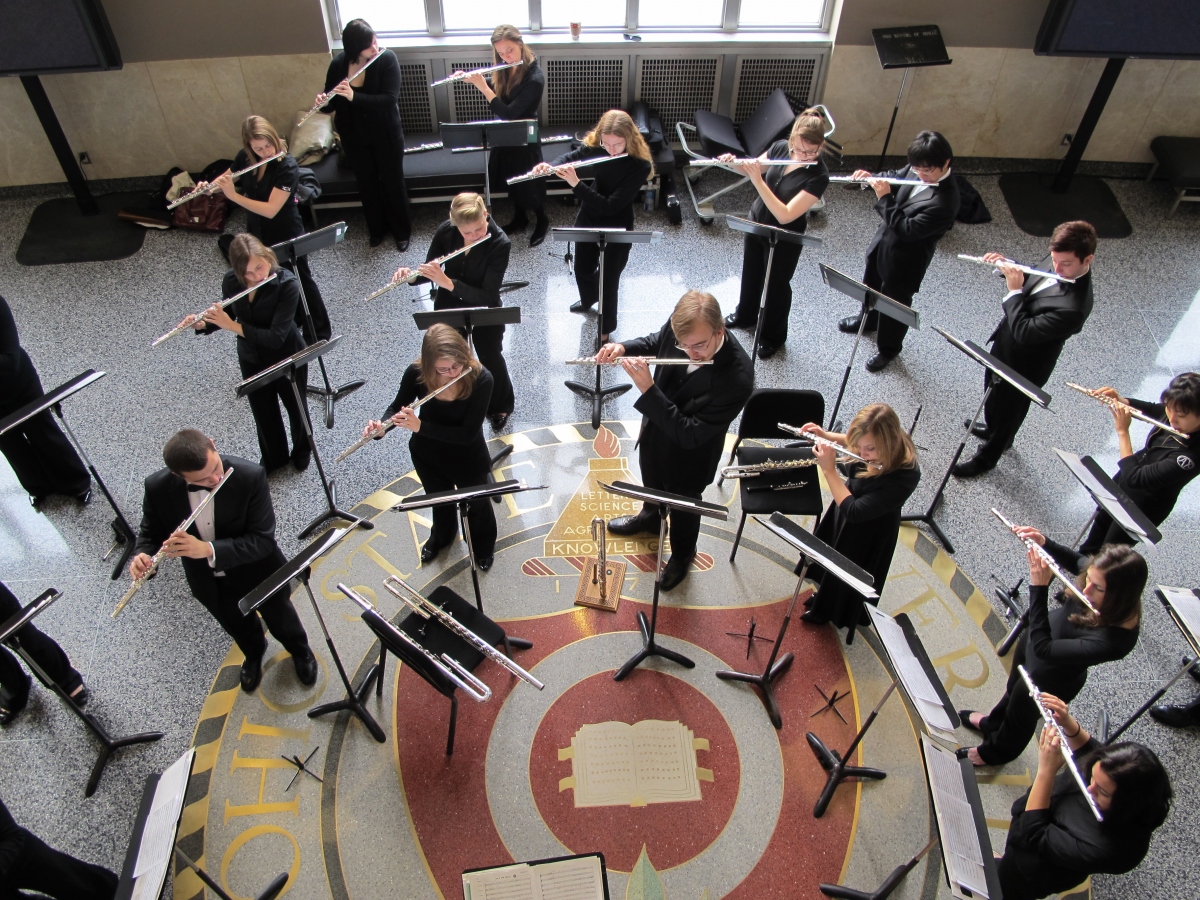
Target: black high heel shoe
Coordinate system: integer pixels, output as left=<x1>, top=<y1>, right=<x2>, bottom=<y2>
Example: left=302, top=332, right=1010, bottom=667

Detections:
left=420, top=540, right=444, bottom=564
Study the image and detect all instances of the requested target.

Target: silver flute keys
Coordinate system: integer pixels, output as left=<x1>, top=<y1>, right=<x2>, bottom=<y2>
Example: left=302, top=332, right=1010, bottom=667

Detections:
left=429, top=60, right=523, bottom=88
left=153, top=275, right=279, bottom=347
left=565, top=357, right=712, bottom=366
left=297, top=50, right=388, bottom=128
left=777, top=423, right=883, bottom=469
left=363, top=234, right=492, bottom=302
left=957, top=254, right=1076, bottom=284
left=507, top=154, right=628, bottom=185
left=335, top=370, right=470, bottom=462
left=828, top=174, right=932, bottom=186
left=990, top=508, right=1099, bottom=614
left=167, top=153, right=286, bottom=210
left=1066, top=383, right=1189, bottom=439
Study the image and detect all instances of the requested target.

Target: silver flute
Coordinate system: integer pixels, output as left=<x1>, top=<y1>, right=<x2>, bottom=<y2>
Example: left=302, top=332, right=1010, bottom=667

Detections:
left=167, top=152, right=286, bottom=210
left=336, top=370, right=470, bottom=462
left=777, top=423, right=883, bottom=469
left=430, top=60, right=523, bottom=88
left=958, top=254, right=1076, bottom=284
left=337, top=583, right=491, bottom=701
left=566, top=357, right=712, bottom=366
left=1066, top=383, right=1189, bottom=439
left=829, top=174, right=931, bottom=187
left=297, top=49, right=388, bottom=128
left=364, top=234, right=492, bottom=302
left=383, top=575, right=545, bottom=690
left=153, top=274, right=279, bottom=347
left=1018, top=665, right=1105, bottom=821
left=113, top=468, right=234, bottom=617
left=507, top=153, right=628, bottom=185
left=990, top=508, right=1099, bottom=614
left=720, top=458, right=820, bottom=478
left=688, top=158, right=815, bottom=168
left=746, top=479, right=810, bottom=493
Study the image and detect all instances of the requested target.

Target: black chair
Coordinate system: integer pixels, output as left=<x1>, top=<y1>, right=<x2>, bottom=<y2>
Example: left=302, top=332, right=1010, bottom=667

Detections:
left=388, top=586, right=507, bottom=756
left=729, top=445, right=824, bottom=562
left=720, top=388, right=825, bottom=486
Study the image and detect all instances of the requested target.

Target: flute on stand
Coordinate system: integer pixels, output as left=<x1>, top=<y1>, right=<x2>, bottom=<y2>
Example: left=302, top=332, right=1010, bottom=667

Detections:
left=363, top=234, right=492, bottom=302
left=565, top=357, right=712, bottom=367
left=153, top=274, right=279, bottom=346
left=429, top=60, right=523, bottom=88
left=297, top=49, right=388, bottom=128
left=507, top=154, right=627, bottom=185
left=957, top=254, right=1075, bottom=284
left=167, top=153, right=286, bottom=210
left=777, top=422, right=883, bottom=469
left=335, top=371, right=470, bottom=461
left=1066, top=383, right=1189, bottom=439
left=991, top=508, right=1099, bottom=614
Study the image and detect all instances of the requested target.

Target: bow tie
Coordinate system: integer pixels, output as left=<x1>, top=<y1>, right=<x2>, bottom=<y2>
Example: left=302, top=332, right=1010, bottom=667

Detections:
left=187, top=484, right=212, bottom=493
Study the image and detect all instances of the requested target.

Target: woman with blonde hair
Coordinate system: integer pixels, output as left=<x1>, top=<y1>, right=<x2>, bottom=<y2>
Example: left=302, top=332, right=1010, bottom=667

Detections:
left=392, top=192, right=515, bottom=431
left=796, top=403, right=920, bottom=639
left=720, top=107, right=831, bottom=359
left=360, top=324, right=498, bottom=568
left=533, top=109, right=654, bottom=340
left=459, top=24, right=549, bottom=246
left=203, top=115, right=330, bottom=342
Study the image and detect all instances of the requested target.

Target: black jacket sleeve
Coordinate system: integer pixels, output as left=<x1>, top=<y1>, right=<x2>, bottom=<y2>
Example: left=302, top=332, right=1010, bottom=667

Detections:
left=322, top=56, right=352, bottom=115
left=1001, top=294, right=1086, bottom=346
left=448, top=241, right=511, bottom=308
left=572, top=159, right=652, bottom=219
left=488, top=70, right=543, bottom=120
left=236, top=279, right=301, bottom=352
left=1026, top=586, right=1134, bottom=667
left=210, top=466, right=280, bottom=570
left=134, top=476, right=171, bottom=557
left=384, top=366, right=421, bottom=419
left=873, top=172, right=957, bottom=242
left=417, top=370, right=493, bottom=445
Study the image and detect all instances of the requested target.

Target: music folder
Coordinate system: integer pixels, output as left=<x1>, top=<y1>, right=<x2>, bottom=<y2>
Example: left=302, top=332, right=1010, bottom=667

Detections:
left=463, top=852, right=609, bottom=900
left=1054, top=448, right=1162, bottom=545
left=0, top=588, right=60, bottom=643
left=868, top=606, right=958, bottom=740
left=756, top=512, right=877, bottom=599
left=1157, top=585, right=1200, bottom=655
left=818, top=264, right=919, bottom=329
left=414, top=306, right=522, bottom=330
left=920, top=735, right=1000, bottom=900
left=115, top=749, right=196, bottom=900
left=0, top=369, right=107, bottom=435
left=600, top=480, right=728, bottom=519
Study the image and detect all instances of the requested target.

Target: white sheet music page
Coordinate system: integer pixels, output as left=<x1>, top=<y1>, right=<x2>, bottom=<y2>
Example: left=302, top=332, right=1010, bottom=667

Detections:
left=462, top=855, right=605, bottom=900
left=922, top=735, right=989, bottom=899
left=132, top=749, right=194, bottom=878
left=1160, top=585, right=1200, bottom=645
left=869, top=607, right=956, bottom=739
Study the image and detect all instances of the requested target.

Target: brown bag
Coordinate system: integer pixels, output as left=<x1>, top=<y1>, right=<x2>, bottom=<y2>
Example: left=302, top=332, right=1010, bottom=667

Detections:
left=172, top=193, right=229, bottom=232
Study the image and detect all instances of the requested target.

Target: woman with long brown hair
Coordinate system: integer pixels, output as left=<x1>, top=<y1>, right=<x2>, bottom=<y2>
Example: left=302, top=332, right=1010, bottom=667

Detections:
left=533, top=109, right=654, bottom=341
left=360, top=324, right=497, bottom=568
left=796, top=403, right=920, bottom=638
left=460, top=25, right=548, bottom=246
left=720, top=107, right=831, bottom=359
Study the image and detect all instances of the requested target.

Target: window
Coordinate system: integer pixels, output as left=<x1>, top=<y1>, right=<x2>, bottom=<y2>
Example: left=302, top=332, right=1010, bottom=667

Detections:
left=638, top=0, right=723, bottom=29
left=442, top=0, right=528, bottom=31
left=337, top=0, right=426, bottom=33
left=738, top=0, right=826, bottom=28
left=542, top=0, right=626, bottom=30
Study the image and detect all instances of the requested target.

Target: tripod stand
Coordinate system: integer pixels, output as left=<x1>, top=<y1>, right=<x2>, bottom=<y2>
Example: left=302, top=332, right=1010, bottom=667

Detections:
left=1, top=588, right=163, bottom=796
left=599, top=480, right=728, bottom=681
left=272, top=222, right=365, bottom=429
left=237, top=337, right=374, bottom=539
left=0, top=370, right=137, bottom=579
left=726, top=216, right=821, bottom=364
left=901, top=327, right=1051, bottom=553
left=554, top=227, right=663, bottom=429
left=239, top=520, right=385, bottom=742
left=441, top=119, right=538, bottom=206
left=719, top=512, right=878, bottom=729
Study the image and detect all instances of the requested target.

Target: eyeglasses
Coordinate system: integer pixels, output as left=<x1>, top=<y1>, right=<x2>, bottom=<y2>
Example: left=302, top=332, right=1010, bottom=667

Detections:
left=435, top=363, right=463, bottom=376
left=601, top=140, right=625, bottom=152
left=675, top=334, right=713, bottom=354
left=791, top=143, right=822, bottom=159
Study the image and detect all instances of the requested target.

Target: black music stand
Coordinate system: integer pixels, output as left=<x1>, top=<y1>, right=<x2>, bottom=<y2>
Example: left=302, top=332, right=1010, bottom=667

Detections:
left=870, top=26, right=951, bottom=169
left=174, top=848, right=288, bottom=900
left=239, top=519, right=386, bottom=742
left=236, top=337, right=373, bottom=539
left=717, top=513, right=877, bottom=729
left=902, top=326, right=1052, bottom=553
left=0, top=588, right=163, bottom=796
left=554, top=227, right=664, bottom=429
left=272, top=222, right=366, bottom=429
left=819, top=265, right=920, bottom=429
left=819, top=838, right=938, bottom=900
left=726, top=216, right=822, bottom=363
left=441, top=119, right=538, bottom=205
left=0, top=370, right=136, bottom=579
left=599, top=480, right=728, bottom=680
left=393, top=479, right=546, bottom=652
left=866, top=606, right=959, bottom=736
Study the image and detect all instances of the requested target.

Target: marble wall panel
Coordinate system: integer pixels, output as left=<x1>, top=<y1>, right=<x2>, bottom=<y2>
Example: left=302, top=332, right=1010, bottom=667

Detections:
left=1063, top=58, right=1172, bottom=163
left=971, top=50, right=1091, bottom=160
left=0, top=78, right=66, bottom=187
left=820, top=44, right=906, bottom=156
left=238, top=54, right=332, bottom=141
left=146, top=58, right=254, bottom=171
left=890, top=48, right=1007, bottom=158
left=1137, top=61, right=1200, bottom=148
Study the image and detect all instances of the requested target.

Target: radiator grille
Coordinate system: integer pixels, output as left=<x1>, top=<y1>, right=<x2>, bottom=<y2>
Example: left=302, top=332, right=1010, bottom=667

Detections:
left=544, top=58, right=625, bottom=127
left=450, top=61, right=498, bottom=122
left=636, top=58, right=719, bottom=130
left=398, top=62, right=435, bottom=133
left=733, top=57, right=818, bottom=122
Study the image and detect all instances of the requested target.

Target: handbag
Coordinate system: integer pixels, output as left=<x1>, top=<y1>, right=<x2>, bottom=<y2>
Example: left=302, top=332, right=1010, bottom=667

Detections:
left=172, top=193, right=229, bottom=232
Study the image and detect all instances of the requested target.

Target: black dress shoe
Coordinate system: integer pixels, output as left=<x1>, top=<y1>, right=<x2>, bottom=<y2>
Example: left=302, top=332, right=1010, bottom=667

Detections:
left=569, top=300, right=595, bottom=314
left=0, top=702, right=24, bottom=726
left=29, top=494, right=46, bottom=510
left=477, top=555, right=494, bottom=572
left=1149, top=702, right=1200, bottom=728
left=952, top=453, right=996, bottom=478
left=757, top=342, right=780, bottom=360
left=76, top=488, right=93, bottom=506
left=369, top=234, right=387, bottom=248
left=724, top=312, right=750, bottom=329
left=959, top=709, right=984, bottom=734
left=607, top=512, right=659, bottom=536
left=241, top=653, right=264, bottom=693
left=799, top=610, right=829, bottom=624
left=489, top=412, right=511, bottom=432
left=293, top=649, right=319, bottom=686
left=963, top=419, right=992, bottom=439
left=395, top=238, right=410, bottom=253
left=420, top=540, right=445, bottom=564
left=502, top=217, right=529, bottom=235
left=659, top=553, right=694, bottom=591
left=955, top=747, right=970, bottom=760
left=291, top=447, right=311, bottom=472
left=865, top=352, right=896, bottom=373
left=529, top=218, right=549, bottom=247
left=69, top=685, right=89, bottom=708
left=838, top=314, right=876, bottom=334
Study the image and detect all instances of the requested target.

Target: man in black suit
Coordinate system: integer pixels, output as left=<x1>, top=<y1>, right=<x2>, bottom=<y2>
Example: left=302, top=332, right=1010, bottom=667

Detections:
left=838, top=131, right=960, bottom=372
left=131, top=429, right=317, bottom=692
left=0, top=294, right=91, bottom=509
left=953, top=221, right=1097, bottom=477
left=599, top=291, right=755, bottom=591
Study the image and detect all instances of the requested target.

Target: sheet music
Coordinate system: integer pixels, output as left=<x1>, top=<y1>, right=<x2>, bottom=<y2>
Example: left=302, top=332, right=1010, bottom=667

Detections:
left=1160, top=585, right=1200, bottom=645
left=133, top=749, right=193, bottom=877
left=922, top=736, right=989, bottom=899
left=869, top=608, right=955, bottom=739
left=463, top=855, right=604, bottom=900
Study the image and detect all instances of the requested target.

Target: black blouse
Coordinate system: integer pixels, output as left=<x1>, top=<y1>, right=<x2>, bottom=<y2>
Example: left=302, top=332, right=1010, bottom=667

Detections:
left=232, top=149, right=305, bottom=247
left=323, top=49, right=404, bottom=145
left=203, top=268, right=305, bottom=371
left=550, top=146, right=653, bottom=229
left=409, top=220, right=512, bottom=311
left=488, top=59, right=544, bottom=121
left=383, top=364, right=493, bottom=473
left=0, top=294, right=42, bottom=410
left=750, top=140, right=829, bottom=233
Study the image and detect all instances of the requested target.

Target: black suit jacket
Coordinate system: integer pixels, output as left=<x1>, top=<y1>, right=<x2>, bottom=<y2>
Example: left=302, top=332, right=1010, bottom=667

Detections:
left=988, top=258, right=1094, bottom=386
left=411, top=220, right=512, bottom=312
left=864, top=165, right=960, bottom=293
left=1112, top=399, right=1200, bottom=524
left=623, top=324, right=754, bottom=489
left=134, top=455, right=287, bottom=605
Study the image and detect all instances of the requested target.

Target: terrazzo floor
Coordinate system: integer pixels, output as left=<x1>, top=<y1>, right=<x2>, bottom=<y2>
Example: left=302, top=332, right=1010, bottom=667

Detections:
left=1, top=163, right=1199, bottom=898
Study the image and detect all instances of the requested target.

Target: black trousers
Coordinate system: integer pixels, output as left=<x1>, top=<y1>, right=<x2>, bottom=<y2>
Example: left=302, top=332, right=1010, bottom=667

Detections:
left=995, top=854, right=1040, bottom=900
left=348, top=136, right=411, bottom=243
left=976, top=368, right=1040, bottom=466
left=413, top=462, right=498, bottom=558
left=861, top=255, right=916, bottom=355
left=241, top=360, right=308, bottom=470
left=0, top=829, right=117, bottom=900
left=638, top=446, right=703, bottom=560
left=1079, top=508, right=1137, bottom=556
left=285, top=256, right=331, bottom=343
left=0, top=407, right=90, bottom=500
left=733, top=234, right=805, bottom=346
left=574, top=241, right=632, bottom=335
left=199, top=577, right=310, bottom=663
left=0, top=584, right=82, bottom=711
left=473, top=325, right=514, bottom=416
